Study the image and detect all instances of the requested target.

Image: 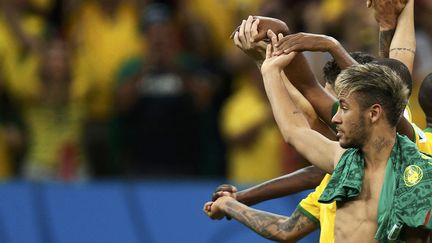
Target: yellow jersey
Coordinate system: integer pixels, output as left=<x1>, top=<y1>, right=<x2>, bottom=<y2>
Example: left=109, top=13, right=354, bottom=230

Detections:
left=298, top=174, right=334, bottom=243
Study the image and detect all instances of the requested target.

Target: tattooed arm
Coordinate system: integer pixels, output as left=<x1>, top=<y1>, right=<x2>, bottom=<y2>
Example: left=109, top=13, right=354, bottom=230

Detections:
left=389, top=0, right=415, bottom=74
left=374, top=0, right=415, bottom=71
left=379, top=29, right=395, bottom=58
left=204, top=196, right=318, bottom=242
left=390, top=0, right=416, bottom=140
left=368, top=0, right=408, bottom=58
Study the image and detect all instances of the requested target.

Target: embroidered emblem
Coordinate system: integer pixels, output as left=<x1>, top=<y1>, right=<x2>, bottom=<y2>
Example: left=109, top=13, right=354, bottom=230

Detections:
left=404, top=165, right=423, bottom=187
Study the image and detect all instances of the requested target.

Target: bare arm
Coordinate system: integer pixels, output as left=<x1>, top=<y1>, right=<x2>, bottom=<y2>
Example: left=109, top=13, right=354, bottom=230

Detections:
left=389, top=0, right=415, bottom=74
left=205, top=196, right=318, bottom=242
left=389, top=0, right=416, bottom=140
left=272, top=32, right=358, bottom=126
left=379, top=29, right=395, bottom=58
left=275, top=32, right=357, bottom=70
left=260, top=41, right=343, bottom=173
left=280, top=68, right=337, bottom=140
left=213, top=166, right=326, bottom=206
left=376, top=0, right=416, bottom=140
left=262, top=65, right=339, bottom=173
left=368, top=0, right=408, bottom=57
left=281, top=49, right=338, bottom=127
left=233, top=17, right=339, bottom=135
left=213, top=70, right=331, bottom=205
left=236, top=166, right=325, bottom=206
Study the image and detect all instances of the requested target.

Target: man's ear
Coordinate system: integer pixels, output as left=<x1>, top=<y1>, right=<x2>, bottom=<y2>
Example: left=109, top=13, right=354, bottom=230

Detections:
left=369, top=104, right=383, bottom=123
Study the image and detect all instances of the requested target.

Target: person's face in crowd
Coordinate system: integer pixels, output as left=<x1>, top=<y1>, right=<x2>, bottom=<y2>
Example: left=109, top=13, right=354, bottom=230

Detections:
left=332, top=92, right=370, bottom=148
left=42, top=40, right=70, bottom=82
left=146, top=21, right=178, bottom=68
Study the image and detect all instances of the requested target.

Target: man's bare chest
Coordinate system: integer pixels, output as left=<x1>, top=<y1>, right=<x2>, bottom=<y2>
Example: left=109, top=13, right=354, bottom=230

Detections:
left=333, top=167, right=387, bottom=242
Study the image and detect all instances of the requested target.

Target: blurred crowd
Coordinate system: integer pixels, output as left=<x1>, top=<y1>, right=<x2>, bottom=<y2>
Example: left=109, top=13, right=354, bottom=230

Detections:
left=0, top=0, right=431, bottom=183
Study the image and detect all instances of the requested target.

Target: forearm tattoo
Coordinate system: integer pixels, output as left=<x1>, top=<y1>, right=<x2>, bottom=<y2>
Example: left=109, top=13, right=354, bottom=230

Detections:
left=389, top=47, right=416, bottom=55
left=224, top=201, right=316, bottom=241
left=379, top=29, right=395, bottom=58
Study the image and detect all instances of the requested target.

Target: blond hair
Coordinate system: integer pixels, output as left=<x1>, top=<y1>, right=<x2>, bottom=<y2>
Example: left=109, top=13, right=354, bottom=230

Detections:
left=335, top=63, right=409, bottom=126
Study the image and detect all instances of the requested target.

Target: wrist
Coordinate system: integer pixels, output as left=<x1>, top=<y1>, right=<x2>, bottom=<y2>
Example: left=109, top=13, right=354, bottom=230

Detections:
left=218, top=196, right=234, bottom=211
left=261, top=65, right=281, bottom=78
left=236, top=191, right=246, bottom=204
left=378, top=24, right=396, bottom=32
left=236, top=190, right=257, bottom=206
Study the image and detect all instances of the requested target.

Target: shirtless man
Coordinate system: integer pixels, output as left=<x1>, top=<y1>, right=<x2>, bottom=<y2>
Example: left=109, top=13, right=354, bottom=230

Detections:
left=205, top=0, right=431, bottom=241
left=206, top=36, right=431, bottom=241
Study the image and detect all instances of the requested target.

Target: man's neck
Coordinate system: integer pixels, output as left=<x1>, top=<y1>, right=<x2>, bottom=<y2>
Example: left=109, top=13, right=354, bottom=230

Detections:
left=361, top=128, right=397, bottom=168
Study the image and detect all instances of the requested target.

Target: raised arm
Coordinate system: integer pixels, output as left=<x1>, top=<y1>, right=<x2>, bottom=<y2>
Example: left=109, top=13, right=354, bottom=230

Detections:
left=275, top=41, right=340, bottom=126
left=275, top=32, right=357, bottom=70
left=375, top=0, right=416, bottom=140
left=281, top=63, right=337, bottom=140
left=269, top=31, right=363, bottom=127
left=260, top=36, right=343, bottom=173
left=390, top=0, right=416, bottom=141
left=389, top=0, right=415, bottom=74
left=204, top=196, right=318, bottom=242
left=233, top=16, right=348, bottom=128
left=233, top=16, right=338, bottom=137
left=368, top=0, right=408, bottom=58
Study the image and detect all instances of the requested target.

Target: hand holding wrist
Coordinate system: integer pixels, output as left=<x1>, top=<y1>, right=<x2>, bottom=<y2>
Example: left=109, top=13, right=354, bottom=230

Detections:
left=215, top=196, right=235, bottom=212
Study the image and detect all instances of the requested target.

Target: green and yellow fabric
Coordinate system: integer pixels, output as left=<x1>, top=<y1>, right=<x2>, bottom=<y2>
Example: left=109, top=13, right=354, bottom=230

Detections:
left=319, top=134, right=432, bottom=242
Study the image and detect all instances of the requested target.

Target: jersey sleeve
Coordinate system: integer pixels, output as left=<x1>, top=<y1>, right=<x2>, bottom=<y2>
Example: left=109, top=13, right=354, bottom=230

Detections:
left=298, top=174, right=333, bottom=226
left=298, top=190, right=321, bottom=226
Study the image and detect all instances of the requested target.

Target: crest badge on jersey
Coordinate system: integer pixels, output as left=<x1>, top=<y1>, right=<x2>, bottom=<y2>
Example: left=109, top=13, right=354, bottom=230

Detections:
left=404, top=165, right=423, bottom=187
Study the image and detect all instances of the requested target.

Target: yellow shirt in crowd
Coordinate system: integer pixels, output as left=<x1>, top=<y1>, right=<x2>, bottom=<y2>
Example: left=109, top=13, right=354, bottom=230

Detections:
left=221, top=79, right=283, bottom=184
left=70, top=0, right=141, bottom=120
